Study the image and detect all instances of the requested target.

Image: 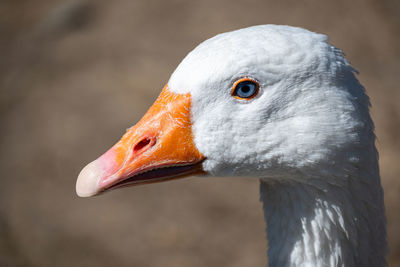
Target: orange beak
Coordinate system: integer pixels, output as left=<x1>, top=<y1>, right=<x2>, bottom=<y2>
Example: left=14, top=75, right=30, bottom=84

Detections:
left=76, top=85, right=205, bottom=197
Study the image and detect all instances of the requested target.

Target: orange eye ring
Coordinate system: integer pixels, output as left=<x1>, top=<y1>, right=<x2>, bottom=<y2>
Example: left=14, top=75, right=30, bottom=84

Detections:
left=231, top=77, right=260, bottom=100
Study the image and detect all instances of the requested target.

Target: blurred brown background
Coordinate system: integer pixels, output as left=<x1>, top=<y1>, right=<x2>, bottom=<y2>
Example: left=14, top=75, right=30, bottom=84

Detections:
left=1, top=0, right=399, bottom=266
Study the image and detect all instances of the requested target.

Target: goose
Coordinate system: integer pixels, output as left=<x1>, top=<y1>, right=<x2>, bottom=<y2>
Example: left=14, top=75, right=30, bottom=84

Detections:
left=76, top=25, right=387, bottom=266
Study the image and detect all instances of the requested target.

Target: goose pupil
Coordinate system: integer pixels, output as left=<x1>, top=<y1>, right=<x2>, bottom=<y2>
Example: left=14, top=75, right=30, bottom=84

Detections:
left=241, top=85, right=250, bottom=93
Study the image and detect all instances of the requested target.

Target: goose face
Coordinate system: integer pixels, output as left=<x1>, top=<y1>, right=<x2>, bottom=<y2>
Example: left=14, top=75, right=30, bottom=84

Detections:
left=77, top=25, right=364, bottom=197
left=170, top=25, right=362, bottom=179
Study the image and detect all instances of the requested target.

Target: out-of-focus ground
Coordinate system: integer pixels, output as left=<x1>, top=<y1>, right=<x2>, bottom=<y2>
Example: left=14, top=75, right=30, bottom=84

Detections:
left=0, top=0, right=399, bottom=266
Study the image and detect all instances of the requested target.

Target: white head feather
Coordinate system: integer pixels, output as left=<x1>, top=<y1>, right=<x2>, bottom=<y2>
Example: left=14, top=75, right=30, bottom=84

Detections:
left=169, top=25, right=386, bottom=266
left=170, top=25, right=372, bottom=180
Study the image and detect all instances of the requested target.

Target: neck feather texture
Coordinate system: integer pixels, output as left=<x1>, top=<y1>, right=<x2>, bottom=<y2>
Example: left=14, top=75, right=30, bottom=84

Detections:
left=260, top=175, right=387, bottom=267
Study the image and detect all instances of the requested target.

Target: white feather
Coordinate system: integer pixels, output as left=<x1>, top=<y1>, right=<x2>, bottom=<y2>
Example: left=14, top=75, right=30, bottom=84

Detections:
left=169, top=25, right=386, bottom=266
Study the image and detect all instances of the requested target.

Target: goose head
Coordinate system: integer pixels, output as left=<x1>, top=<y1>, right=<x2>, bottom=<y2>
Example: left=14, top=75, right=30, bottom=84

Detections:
left=76, top=25, right=370, bottom=197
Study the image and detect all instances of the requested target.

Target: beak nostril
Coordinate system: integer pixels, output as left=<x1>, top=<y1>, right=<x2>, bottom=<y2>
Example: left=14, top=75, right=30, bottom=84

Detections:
left=134, top=137, right=155, bottom=152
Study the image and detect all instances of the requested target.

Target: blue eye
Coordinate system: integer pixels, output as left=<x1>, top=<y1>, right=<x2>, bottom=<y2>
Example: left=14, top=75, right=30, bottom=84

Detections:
left=232, top=79, right=259, bottom=99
